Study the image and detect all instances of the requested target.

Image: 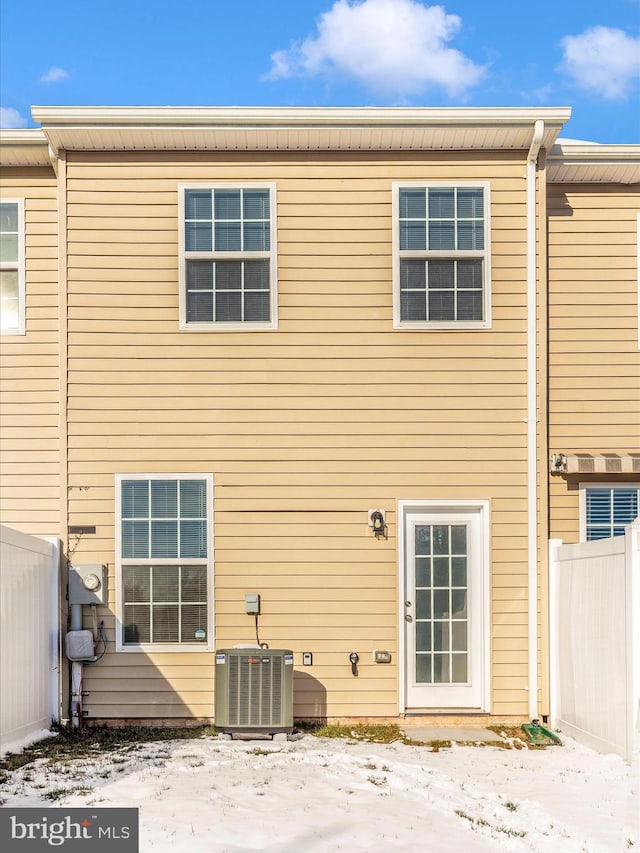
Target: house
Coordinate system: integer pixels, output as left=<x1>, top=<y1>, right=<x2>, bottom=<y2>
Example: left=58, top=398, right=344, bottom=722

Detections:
left=1, top=107, right=638, bottom=727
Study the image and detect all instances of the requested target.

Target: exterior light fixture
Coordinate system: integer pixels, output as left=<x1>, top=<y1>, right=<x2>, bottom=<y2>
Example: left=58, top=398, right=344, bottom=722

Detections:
left=368, top=509, right=387, bottom=538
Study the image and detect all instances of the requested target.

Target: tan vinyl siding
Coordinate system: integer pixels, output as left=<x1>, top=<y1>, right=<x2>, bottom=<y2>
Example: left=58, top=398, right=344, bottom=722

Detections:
left=60, top=149, right=531, bottom=720
left=547, top=183, right=640, bottom=543
left=0, top=166, right=59, bottom=536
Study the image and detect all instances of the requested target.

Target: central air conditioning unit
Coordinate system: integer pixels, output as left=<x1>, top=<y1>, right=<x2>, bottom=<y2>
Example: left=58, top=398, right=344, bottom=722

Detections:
left=215, top=648, right=294, bottom=736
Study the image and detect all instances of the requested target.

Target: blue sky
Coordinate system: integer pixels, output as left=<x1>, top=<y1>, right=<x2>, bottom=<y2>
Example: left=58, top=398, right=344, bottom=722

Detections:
left=1, top=0, right=639, bottom=142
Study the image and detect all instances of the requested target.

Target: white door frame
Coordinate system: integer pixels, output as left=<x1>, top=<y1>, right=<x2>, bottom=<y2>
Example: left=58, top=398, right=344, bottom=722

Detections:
left=398, top=499, right=491, bottom=713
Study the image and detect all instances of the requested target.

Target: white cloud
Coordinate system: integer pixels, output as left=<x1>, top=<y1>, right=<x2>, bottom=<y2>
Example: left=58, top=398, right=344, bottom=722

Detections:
left=0, top=107, right=28, bottom=128
left=39, top=66, right=70, bottom=84
left=265, top=0, right=485, bottom=98
left=560, top=26, right=640, bottom=99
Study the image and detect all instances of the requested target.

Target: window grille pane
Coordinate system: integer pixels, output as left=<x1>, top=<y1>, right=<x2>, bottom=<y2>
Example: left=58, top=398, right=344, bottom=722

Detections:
left=124, top=605, right=150, bottom=643
left=457, top=259, right=483, bottom=289
left=152, top=565, right=179, bottom=602
left=243, top=189, right=270, bottom=220
left=401, top=292, right=427, bottom=321
left=214, top=222, right=241, bottom=251
left=428, top=260, right=454, bottom=289
left=181, top=565, right=207, bottom=602
left=429, top=291, right=455, bottom=321
left=180, top=480, right=207, bottom=517
left=457, top=221, right=484, bottom=250
left=122, top=480, right=149, bottom=517
left=215, top=292, right=242, bottom=322
left=180, top=520, right=207, bottom=558
left=612, top=489, right=638, bottom=524
left=244, top=292, right=270, bottom=322
left=415, top=589, right=431, bottom=620
left=400, top=259, right=426, bottom=290
left=181, top=605, right=208, bottom=642
left=187, top=261, right=213, bottom=290
left=0, top=270, right=19, bottom=330
left=150, top=521, right=178, bottom=558
left=215, top=261, right=242, bottom=290
left=0, top=202, right=18, bottom=230
left=123, top=565, right=150, bottom=602
left=457, top=188, right=483, bottom=218
left=122, top=521, right=149, bottom=558
left=187, top=291, right=213, bottom=322
left=153, top=605, right=179, bottom=643
left=428, top=189, right=455, bottom=219
left=0, top=234, right=18, bottom=263
left=399, top=189, right=426, bottom=219
left=457, top=291, right=483, bottom=321
left=244, top=260, right=270, bottom=289
left=151, top=480, right=177, bottom=517
left=400, top=221, right=426, bottom=251
left=214, top=189, right=241, bottom=220
left=243, top=222, right=270, bottom=251
left=428, top=221, right=455, bottom=250
left=185, top=221, right=212, bottom=252
left=185, top=190, right=212, bottom=220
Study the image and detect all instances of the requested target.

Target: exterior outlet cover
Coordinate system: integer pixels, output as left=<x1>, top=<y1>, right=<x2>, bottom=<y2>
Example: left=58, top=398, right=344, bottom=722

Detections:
left=245, top=592, right=260, bottom=615
left=69, top=564, right=107, bottom=604
left=373, top=650, right=391, bottom=663
left=65, top=630, right=95, bottom=661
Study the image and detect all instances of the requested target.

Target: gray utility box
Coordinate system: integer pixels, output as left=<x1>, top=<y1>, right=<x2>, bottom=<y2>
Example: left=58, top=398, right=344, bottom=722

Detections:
left=69, top=564, right=107, bottom=605
left=215, top=648, right=294, bottom=735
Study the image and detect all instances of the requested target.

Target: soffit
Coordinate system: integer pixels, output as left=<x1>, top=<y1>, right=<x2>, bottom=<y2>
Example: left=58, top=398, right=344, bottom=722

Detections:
left=547, top=142, right=640, bottom=184
left=30, top=106, right=570, bottom=154
left=0, top=129, right=51, bottom=167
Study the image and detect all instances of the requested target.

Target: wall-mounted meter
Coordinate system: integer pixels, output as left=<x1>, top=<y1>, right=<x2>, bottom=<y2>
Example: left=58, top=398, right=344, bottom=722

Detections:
left=69, top=564, right=107, bottom=605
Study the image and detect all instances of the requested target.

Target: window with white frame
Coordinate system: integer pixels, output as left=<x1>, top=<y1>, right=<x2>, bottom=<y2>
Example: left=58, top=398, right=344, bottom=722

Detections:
left=393, top=183, right=490, bottom=329
left=582, top=485, right=639, bottom=540
left=0, top=199, right=25, bottom=335
left=179, top=184, right=277, bottom=330
left=116, top=475, right=214, bottom=649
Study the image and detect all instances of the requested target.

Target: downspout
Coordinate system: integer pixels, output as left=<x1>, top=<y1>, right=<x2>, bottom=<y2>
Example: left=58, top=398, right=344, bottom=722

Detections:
left=527, top=120, right=544, bottom=721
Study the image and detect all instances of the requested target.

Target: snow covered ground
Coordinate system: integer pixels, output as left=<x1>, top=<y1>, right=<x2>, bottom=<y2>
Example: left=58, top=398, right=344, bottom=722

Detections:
left=1, top=730, right=638, bottom=852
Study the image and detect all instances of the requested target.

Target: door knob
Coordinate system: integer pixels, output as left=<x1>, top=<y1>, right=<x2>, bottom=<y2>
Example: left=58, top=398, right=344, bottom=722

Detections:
left=405, top=614, right=413, bottom=622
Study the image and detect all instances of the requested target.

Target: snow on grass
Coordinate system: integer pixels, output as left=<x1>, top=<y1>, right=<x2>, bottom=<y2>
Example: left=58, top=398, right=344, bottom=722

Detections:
left=0, top=732, right=637, bottom=852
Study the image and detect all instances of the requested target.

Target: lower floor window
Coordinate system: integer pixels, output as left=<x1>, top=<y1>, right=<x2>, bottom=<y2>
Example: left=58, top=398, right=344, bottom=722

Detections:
left=117, top=474, right=213, bottom=650
left=123, top=564, right=208, bottom=644
left=585, top=486, right=639, bottom=540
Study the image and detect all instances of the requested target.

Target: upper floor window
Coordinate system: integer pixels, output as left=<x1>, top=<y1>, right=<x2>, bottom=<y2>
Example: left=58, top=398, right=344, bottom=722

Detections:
left=116, top=474, right=214, bottom=651
left=582, top=485, right=639, bottom=540
left=393, top=183, right=491, bottom=330
left=179, top=184, right=277, bottom=330
left=0, top=199, right=25, bottom=335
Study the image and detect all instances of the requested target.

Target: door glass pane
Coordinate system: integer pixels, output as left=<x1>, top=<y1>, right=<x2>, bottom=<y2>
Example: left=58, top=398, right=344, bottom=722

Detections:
left=413, top=521, right=469, bottom=685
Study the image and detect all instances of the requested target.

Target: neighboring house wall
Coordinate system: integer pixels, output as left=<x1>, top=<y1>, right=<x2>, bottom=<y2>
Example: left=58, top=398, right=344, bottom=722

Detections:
left=547, top=183, right=640, bottom=544
left=62, top=148, right=533, bottom=721
left=0, top=165, right=59, bottom=537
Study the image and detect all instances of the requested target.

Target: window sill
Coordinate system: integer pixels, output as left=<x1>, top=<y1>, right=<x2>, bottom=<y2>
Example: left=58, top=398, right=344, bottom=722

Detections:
left=116, top=643, right=214, bottom=653
left=179, top=321, right=278, bottom=332
left=393, top=320, right=492, bottom=331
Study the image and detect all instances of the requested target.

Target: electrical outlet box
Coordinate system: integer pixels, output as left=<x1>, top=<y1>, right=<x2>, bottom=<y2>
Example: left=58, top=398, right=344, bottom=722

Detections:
left=69, top=564, right=107, bottom=605
left=245, top=592, right=260, bottom=615
left=373, top=650, right=391, bottom=663
left=302, top=652, right=313, bottom=666
left=65, top=630, right=95, bottom=661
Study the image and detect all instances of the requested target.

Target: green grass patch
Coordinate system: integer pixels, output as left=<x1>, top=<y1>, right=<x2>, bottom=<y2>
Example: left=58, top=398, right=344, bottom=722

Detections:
left=295, top=721, right=404, bottom=743
left=0, top=723, right=218, bottom=773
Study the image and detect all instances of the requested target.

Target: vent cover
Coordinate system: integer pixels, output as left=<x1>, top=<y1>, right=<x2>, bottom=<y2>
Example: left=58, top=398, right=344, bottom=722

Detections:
left=215, top=649, right=294, bottom=734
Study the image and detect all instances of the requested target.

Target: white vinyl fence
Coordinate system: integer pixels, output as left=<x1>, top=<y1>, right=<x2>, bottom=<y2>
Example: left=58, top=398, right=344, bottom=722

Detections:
left=0, top=525, right=60, bottom=753
left=549, top=520, right=640, bottom=762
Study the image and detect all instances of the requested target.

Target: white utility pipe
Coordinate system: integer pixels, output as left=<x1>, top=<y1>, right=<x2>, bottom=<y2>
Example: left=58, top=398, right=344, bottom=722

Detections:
left=70, top=603, right=83, bottom=728
left=526, top=119, right=544, bottom=721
